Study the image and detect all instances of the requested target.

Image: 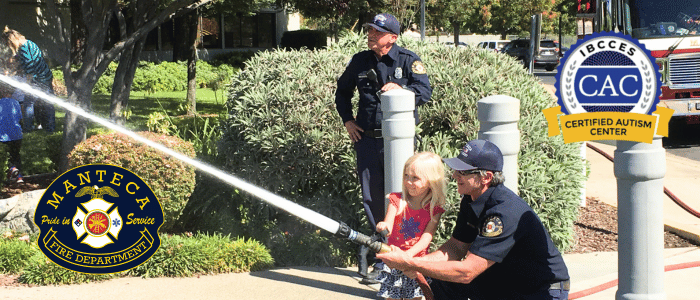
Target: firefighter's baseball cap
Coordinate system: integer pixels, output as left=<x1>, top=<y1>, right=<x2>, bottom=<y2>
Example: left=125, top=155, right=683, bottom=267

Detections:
left=443, top=140, right=503, bottom=172
left=363, top=13, right=400, bottom=36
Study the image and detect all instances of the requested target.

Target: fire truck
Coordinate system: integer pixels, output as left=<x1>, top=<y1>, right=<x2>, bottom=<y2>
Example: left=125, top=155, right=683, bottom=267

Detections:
left=577, top=0, right=700, bottom=124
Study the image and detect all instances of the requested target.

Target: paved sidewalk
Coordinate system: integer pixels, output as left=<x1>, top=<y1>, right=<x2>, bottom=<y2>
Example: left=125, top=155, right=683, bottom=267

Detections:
left=585, top=141, right=700, bottom=242
left=3, top=247, right=700, bottom=299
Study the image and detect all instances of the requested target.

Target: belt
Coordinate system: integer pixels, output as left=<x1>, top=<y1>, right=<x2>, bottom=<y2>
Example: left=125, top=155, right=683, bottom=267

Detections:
left=363, top=129, right=382, bottom=138
left=549, top=280, right=570, bottom=291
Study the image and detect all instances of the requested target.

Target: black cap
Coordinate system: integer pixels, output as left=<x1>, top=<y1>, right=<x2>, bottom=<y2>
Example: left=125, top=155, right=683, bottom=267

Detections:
left=443, top=140, right=503, bottom=172
left=363, top=13, right=401, bottom=35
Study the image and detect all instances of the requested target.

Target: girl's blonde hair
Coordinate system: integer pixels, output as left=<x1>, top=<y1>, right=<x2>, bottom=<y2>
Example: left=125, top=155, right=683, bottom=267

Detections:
left=401, top=152, right=447, bottom=221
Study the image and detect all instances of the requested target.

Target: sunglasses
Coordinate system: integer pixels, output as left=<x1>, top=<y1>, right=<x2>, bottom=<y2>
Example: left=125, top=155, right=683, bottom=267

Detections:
left=457, top=169, right=482, bottom=176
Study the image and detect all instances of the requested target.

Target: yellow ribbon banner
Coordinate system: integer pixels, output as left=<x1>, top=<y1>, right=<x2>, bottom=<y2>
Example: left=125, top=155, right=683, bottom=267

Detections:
left=542, top=106, right=675, bottom=144
left=42, top=227, right=154, bottom=269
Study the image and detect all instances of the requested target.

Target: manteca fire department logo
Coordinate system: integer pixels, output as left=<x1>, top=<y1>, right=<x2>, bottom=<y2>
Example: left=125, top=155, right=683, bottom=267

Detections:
left=34, top=164, right=163, bottom=274
left=544, top=32, right=674, bottom=143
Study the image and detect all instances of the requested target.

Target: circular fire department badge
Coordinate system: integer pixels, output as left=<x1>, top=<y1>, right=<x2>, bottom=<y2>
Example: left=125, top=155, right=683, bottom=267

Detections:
left=34, top=164, right=163, bottom=274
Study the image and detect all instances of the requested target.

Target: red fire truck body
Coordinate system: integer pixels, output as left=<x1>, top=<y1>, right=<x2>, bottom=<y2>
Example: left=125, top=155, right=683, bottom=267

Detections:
left=578, top=0, right=700, bottom=123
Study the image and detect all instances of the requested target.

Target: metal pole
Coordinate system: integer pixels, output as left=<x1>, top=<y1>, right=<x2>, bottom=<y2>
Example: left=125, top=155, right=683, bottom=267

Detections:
left=381, top=89, right=416, bottom=198
left=614, top=137, right=666, bottom=300
left=420, top=0, right=426, bottom=41
left=477, top=95, right=520, bottom=194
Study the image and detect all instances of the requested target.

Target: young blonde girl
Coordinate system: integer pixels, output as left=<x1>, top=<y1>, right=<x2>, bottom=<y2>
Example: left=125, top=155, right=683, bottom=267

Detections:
left=375, top=152, right=447, bottom=300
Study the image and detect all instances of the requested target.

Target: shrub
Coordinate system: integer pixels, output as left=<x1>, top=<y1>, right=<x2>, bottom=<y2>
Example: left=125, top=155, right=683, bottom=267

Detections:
left=129, top=233, right=273, bottom=277
left=68, top=131, right=197, bottom=230
left=0, top=236, right=37, bottom=274
left=146, top=112, right=223, bottom=161
left=216, top=30, right=585, bottom=262
left=210, top=50, right=257, bottom=69
left=17, top=233, right=272, bottom=285
left=89, top=61, right=235, bottom=94
left=19, top=255, right=117, bottom=285
left=280, top=30, right=328, bottom=50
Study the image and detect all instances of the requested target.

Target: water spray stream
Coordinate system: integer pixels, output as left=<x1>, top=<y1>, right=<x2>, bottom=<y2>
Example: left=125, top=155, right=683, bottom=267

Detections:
left=0, top=74, right=348, bottom=232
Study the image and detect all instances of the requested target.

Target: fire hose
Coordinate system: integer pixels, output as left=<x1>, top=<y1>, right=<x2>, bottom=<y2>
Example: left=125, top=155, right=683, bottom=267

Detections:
left=0, top=75, right=435, bottom=299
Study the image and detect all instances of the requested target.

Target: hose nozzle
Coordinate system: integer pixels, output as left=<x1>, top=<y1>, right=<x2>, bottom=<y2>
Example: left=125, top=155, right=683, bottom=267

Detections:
left=336, top=222, right=391, bottom=253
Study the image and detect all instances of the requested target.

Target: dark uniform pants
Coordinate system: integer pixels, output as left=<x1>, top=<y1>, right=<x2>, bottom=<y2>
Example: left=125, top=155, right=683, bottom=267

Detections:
left=354, top=136, right=385, bottom=229
left=429, top=279, right=569, bottom=300
left=354, top=136, right=386, bottom=269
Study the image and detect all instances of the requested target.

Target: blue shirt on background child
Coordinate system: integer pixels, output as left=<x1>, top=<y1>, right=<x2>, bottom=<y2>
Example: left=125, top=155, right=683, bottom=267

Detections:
left=0, top=96, right=23, bottom=142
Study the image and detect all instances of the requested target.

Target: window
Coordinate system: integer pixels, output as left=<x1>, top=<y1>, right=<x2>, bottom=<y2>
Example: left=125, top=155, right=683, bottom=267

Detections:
left=221, top=12, right=277, bottom=49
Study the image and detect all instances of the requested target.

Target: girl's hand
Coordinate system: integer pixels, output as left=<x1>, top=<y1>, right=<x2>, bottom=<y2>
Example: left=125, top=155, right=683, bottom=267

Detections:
left=376, top=222, right=391, bottom=236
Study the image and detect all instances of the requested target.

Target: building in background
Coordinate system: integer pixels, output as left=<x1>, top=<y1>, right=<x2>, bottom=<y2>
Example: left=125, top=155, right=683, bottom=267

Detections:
left=0, top=0, right=301, bottom=62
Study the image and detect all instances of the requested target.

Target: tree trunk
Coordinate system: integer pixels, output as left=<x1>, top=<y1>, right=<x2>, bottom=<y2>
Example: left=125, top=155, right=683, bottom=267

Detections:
left=60, top=80, right=92, bottom=172
left=109, top=39, right=146, bottom=124
left=186, top=10, right=198, bottom=115
left=70, top=0, right=86, bottom=63
left=453, top=23, right=460, bottom=45
left=187, top=52, right=197, bottom=115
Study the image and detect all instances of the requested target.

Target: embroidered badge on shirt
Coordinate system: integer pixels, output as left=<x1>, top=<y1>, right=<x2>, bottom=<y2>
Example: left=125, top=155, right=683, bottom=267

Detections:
left=394, top=67, right=403, bottom=79
left=481, top=215, right=503, bottom=237
left=411, top=61, right=426, bottom=74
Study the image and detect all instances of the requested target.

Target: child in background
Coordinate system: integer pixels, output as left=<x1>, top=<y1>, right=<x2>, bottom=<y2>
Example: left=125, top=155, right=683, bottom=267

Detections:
left=0, top=84, right=24, bottom=183
left=375, top=152, right=447, bottom=300
left=3, top=57, right=29, bottom=132
left=1, top=27, right=54, bottom=133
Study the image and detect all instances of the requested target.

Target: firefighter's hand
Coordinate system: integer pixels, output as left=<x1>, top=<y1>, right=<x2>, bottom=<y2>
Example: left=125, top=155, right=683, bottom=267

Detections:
left=344, top=120, right=363, bottom=143
left=381, top=82, right=402, bottom=92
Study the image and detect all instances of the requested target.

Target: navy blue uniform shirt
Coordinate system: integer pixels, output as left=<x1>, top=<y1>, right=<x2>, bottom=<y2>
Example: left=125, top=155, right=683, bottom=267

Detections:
left=452, top=184, right=570, bottom=297
left=335, top=44, right=431, bottom=130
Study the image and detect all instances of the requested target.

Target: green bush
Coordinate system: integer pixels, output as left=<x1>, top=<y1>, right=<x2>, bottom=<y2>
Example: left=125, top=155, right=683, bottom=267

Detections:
left=217, top=31, right=585, bottom=261
left=129, top=233, right=273, bottom=277
left=89, top=61, right=235, bottom=94
left=0, top=237, right=37, bottom=274
left=210, top=50, right=257, bottom=69
left=16, top=233, right=272, bottom=285
left=281, top=30, right=328, bottom=50
left=146, top=112, right=223, bottom=161
left=19, top=255, right=117, bottom=285
left=67, top=131, right=197, bottom=230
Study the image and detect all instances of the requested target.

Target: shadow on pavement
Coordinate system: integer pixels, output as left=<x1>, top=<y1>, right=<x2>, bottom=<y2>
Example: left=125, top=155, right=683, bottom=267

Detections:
left=250, top=267, right=379, bottom=299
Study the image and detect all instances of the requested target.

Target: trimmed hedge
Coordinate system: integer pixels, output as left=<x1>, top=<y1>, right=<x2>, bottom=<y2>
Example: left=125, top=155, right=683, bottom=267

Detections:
left=213, top=32, right=584, bottom=266
left=68, top=132, right=197, bottom=230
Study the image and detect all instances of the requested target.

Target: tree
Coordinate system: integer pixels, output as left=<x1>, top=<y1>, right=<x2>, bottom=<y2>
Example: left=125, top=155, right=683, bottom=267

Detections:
left=41, top=0, right=216, bottom=172
left=109, top=1, right=159, bottom=124
left=168, top=0, right=274, bottom=115
left=284, top=0, right=387, bottom=38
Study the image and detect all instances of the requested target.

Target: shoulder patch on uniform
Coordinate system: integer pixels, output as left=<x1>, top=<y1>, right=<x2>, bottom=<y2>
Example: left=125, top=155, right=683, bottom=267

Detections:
left=481, top=215, right=503, bottom=237
left=411, top=60, right=426, bottom=74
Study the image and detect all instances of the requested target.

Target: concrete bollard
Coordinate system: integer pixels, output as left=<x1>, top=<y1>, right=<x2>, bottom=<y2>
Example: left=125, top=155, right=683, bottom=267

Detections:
left=381, top=89, right=416, bottom=197
left=478, top=95, right=520, bottom=194
left=614, top=137, right=666, bottom=300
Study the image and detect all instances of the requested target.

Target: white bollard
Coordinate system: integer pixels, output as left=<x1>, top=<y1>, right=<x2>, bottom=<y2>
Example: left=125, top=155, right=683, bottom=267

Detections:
left=381, top=89, right=416, bottom=199
left=478, top=95, right=520, bottom=194
left=614, top=137, right=666, bottom=300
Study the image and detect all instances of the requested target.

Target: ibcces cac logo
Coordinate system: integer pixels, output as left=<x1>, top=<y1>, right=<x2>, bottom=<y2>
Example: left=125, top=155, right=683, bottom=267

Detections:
left=34, top=164, right=163, bottom=274
left=544, top=32, right=675, bottom=143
